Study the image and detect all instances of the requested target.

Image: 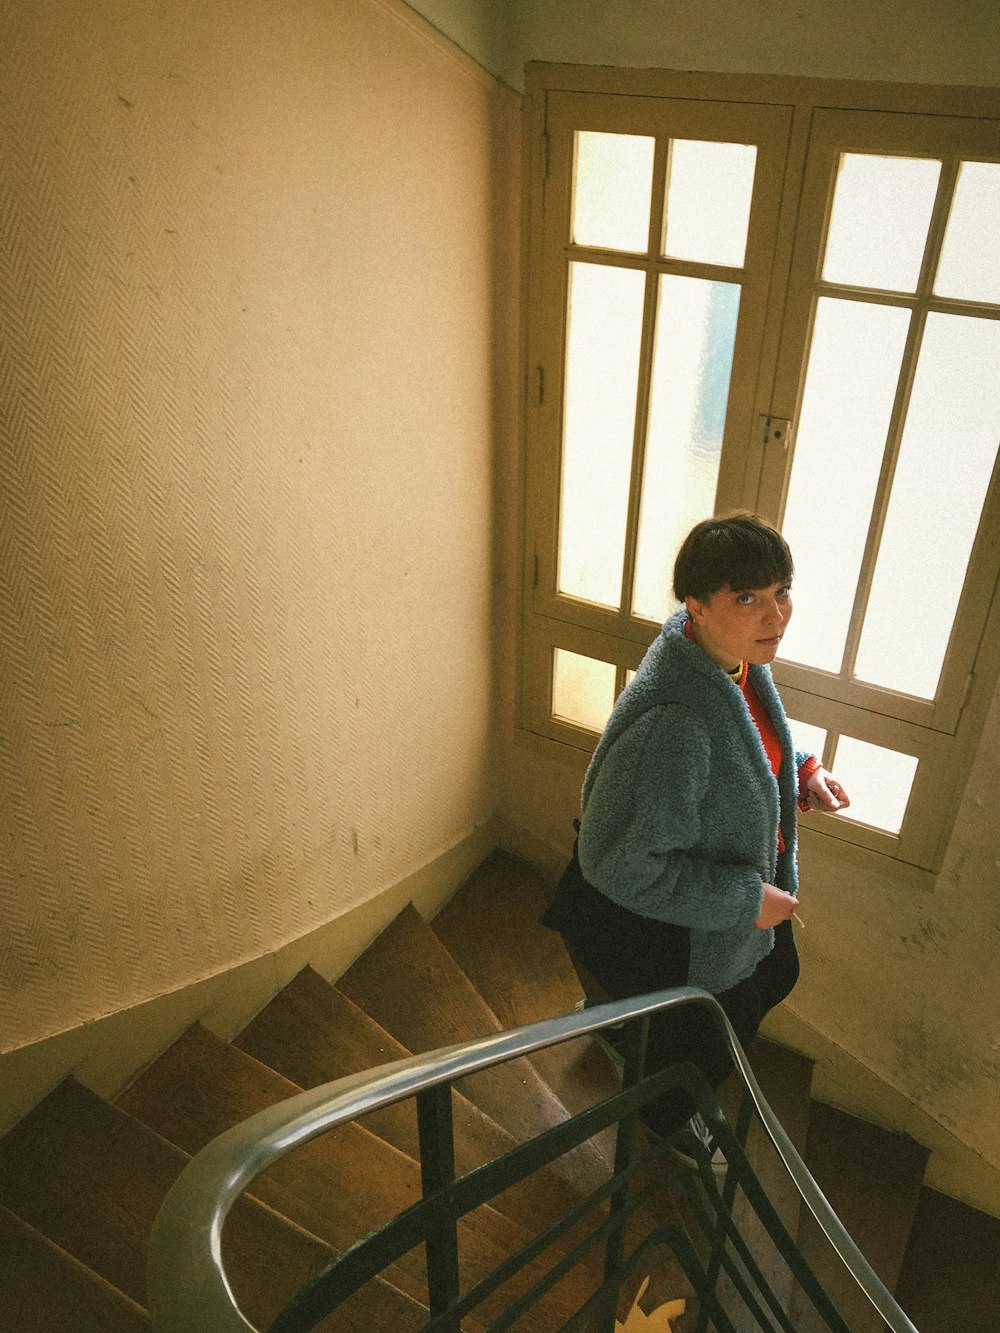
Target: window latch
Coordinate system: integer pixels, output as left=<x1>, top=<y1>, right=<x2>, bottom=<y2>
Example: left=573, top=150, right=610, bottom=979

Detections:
left=762, top=415, right=792, bottom=448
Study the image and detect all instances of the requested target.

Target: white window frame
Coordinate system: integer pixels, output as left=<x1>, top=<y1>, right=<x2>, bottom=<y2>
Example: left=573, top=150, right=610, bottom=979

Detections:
left=519, top=65, right=1000, bottom=874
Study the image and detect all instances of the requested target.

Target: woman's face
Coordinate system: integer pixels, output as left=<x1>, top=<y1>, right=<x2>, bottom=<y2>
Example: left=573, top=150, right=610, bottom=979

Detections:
left=685, top=581, right=793, bottom=671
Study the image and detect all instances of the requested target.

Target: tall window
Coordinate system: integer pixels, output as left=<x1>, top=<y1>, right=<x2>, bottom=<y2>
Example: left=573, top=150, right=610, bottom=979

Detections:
left=523, top=77, right=1000, bottom=872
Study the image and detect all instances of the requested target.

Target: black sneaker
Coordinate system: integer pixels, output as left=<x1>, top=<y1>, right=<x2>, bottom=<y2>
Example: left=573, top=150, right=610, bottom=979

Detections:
left=668, top=1114, right=728, bottom=1177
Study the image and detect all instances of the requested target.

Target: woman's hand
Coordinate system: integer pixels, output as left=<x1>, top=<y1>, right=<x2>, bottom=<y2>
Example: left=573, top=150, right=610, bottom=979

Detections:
left=804, top=767, right=850, bottom=812
left=755, top=882, right=798, bottom=928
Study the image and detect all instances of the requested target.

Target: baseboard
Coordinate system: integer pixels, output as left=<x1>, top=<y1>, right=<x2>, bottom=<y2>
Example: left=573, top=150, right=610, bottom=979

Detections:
left=0, top=821, right=497, bottom=1137
left=762, top=1003, right=1000, bottom=1219
left=493, top=816, right=569, bottom=885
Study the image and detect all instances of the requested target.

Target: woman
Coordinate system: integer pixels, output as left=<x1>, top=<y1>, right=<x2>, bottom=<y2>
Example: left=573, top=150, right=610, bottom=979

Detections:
left=542, top=514, right=849, bottom=1152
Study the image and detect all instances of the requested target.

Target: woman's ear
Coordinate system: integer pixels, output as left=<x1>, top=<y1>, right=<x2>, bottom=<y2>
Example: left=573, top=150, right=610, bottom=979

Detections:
left=684, top=594, right=705, bottom=624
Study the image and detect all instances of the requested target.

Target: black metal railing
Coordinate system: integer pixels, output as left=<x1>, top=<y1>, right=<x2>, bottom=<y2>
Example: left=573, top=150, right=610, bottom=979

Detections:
left=146, top=986, right=920, bottom=1332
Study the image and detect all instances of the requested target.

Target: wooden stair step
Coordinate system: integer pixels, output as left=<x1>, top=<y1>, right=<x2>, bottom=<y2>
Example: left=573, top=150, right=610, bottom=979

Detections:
left=0, top=1078, right=383, bottom=1332
left=894, top=1186, right=1000, bottom=1333
left=237, top=966, right=695, bottom=1322
left=0, top=1079, right=184, bottom=1305
left=237, top=967, right=421, bottom=1154
left=237, top=966, right=594, bottom=1234
left=790, top=1101, right=930, bottom=1333
left=336, top=897, right=698, bottom=1316
left=1, top=1202, right=150, bottom=1332
left=431, top=852, right=623, bottom=1132
left=337, top=902, right=614, bottom=1197
left=119, top=1023, right=599, bottom=1333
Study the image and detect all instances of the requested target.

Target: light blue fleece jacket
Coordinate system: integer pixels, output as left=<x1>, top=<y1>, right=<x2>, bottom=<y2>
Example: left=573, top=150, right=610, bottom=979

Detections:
left=578, top=608, right=808, bottom=994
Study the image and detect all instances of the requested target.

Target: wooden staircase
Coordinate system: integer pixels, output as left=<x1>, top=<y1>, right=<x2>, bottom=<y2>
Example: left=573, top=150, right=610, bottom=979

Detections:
left=2, top=850, right=998, bottom=1331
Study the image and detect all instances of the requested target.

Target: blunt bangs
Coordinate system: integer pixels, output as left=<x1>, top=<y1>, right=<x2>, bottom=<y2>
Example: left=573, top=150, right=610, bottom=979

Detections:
left=673, top=514, right=794, bottom=603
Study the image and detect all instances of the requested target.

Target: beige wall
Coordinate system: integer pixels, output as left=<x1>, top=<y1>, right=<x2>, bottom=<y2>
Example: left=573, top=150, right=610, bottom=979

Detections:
left=0, top=0, right=519, bottom=1055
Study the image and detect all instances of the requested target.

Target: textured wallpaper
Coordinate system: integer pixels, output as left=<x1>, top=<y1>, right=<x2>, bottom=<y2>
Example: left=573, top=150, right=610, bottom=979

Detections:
left=1, top=0, right=515, bottom=1052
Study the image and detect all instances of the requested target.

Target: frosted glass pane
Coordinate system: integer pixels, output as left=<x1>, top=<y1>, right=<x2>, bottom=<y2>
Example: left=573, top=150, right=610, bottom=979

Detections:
left=558, top=262, right=646, bottom=608
left=663, top=139, right=757, bottom=267
left=855, top=314, right=1000, bottom=698
left=632, top=276, right=740, bottom=621
left=780, top=299, right=911, bottom=672
left=788, top=719, right=828, bottom=764
left=831, top=736, right=917, bottom=835
left=572, top=131, right=655, bottom=253
left=552, top=649, right=616, bottom=734
left=935, top=161, right=1000, bottom=304
left=823, top=154, right=940, bottom=292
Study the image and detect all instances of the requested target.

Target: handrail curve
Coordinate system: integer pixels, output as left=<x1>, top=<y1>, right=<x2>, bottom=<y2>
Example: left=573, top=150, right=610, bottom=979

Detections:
left=146, top=986, right=919, bottom=1333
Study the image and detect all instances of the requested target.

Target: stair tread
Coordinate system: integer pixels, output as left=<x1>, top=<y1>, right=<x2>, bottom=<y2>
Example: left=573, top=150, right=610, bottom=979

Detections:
left=0, top=1078, right=375, bottom=1332
left=119, top=1023, right=601, bottom=1332
left=792, top=1101, right=930, bottom=1333
left=894, top=1186, right=1000, bottom=1333
left=1, top=1202, right=150, bottom=1332
left=337, top=902, right=614, bottom=1195
left=431, top=851, right=624, bottom=1130
left=237, top=966, right=594, bottom=1231
left=238, top=965, right=695, bottom=1320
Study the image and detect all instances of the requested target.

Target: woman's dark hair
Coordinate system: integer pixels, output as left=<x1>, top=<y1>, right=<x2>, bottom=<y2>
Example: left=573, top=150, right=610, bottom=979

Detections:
left=673, top=513, right=794, bottom=602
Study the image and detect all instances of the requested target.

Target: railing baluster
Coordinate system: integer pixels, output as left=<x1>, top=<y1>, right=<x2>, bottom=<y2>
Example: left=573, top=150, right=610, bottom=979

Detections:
left=696, top=1091, right=757, bottom=1333
left=595, top=1016, right=651, bottom=1333
left=417, top=1083, right=461, bottom=1332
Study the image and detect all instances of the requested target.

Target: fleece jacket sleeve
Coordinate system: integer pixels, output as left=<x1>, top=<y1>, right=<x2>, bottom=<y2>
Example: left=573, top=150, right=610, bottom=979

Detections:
left=578, top=704, right=765, bottom=932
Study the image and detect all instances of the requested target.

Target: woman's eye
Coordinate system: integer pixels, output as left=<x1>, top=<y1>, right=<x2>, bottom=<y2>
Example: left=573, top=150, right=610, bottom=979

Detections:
left=778, top=586, right=792, bottom=599
left=736, top=592, right=754, bottom=605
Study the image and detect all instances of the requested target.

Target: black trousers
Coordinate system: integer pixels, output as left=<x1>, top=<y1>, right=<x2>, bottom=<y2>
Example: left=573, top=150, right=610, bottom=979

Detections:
left=542, top=847, right=800, bottom=1137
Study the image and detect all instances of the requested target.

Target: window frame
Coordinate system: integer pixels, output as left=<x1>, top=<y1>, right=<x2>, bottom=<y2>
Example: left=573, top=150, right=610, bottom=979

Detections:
left=529, top=92, right=794, bottom=644
left=760, top=107, right=1000, bottom=739
left=519, top=65, right=1000, bottom=874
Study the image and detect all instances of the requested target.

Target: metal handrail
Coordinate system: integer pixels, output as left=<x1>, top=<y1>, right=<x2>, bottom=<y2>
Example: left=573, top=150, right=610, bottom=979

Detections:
left=146, top=986, right=919, bottom=1333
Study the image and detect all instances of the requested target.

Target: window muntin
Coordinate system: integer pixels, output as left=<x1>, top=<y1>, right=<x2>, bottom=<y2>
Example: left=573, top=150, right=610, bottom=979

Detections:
left=787, top=718, right=829, bottom=764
